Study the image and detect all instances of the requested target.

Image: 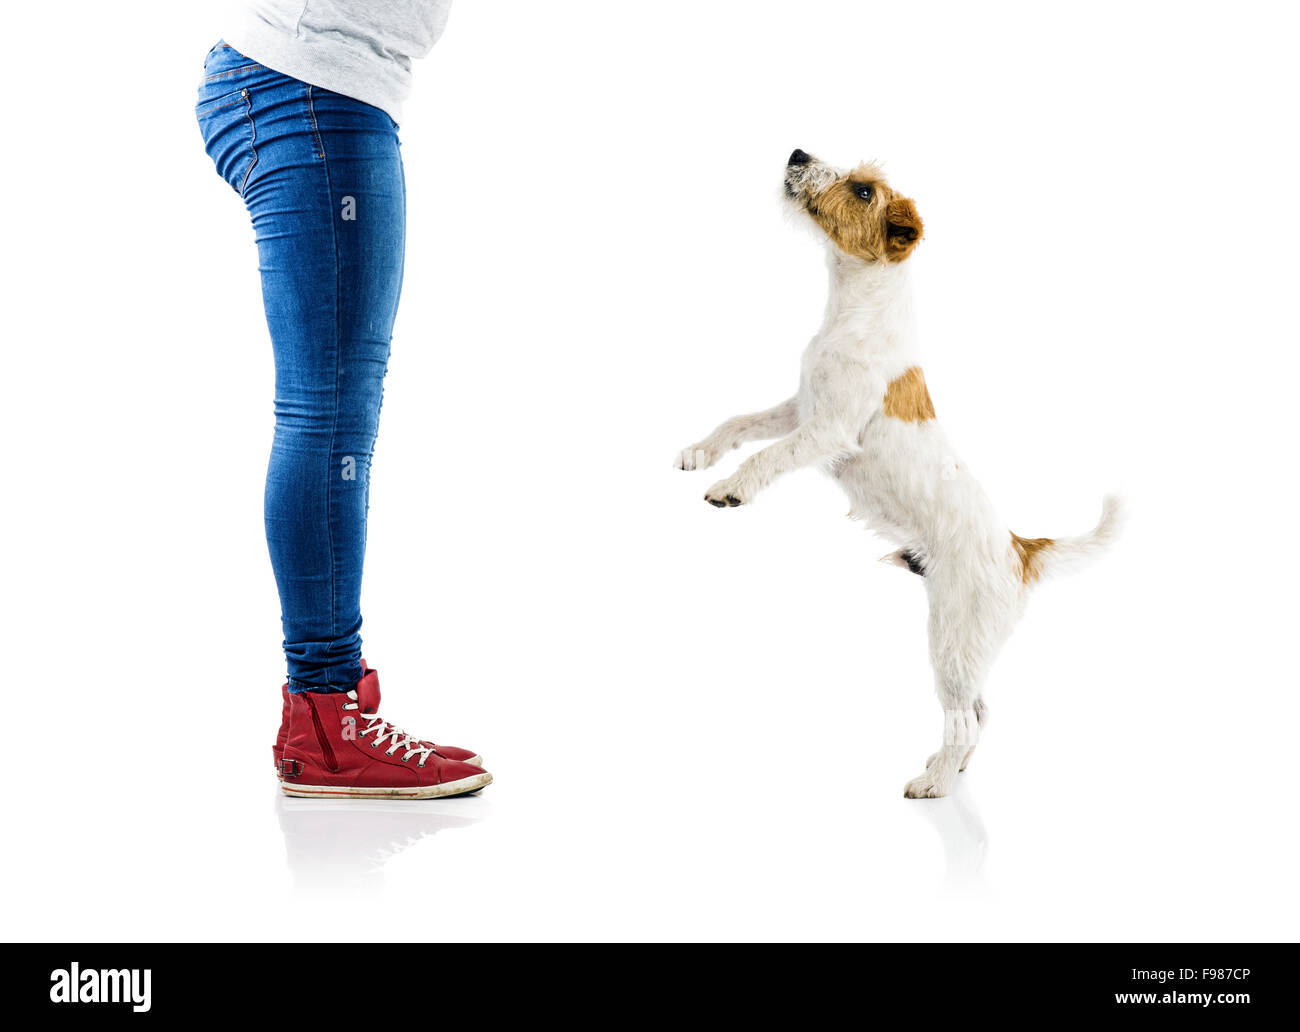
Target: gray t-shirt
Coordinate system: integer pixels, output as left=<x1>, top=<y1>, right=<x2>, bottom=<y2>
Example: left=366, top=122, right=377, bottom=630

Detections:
left=225, top=0, right=453, bottom=122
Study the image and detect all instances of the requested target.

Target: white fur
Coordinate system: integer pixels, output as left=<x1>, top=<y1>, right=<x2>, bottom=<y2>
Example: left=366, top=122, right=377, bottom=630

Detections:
left=675, top=154, right=1124, bottom=798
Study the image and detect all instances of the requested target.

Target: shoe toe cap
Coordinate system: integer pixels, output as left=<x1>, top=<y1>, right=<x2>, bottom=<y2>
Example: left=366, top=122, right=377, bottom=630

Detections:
left=438, top=757, right=491, bottom=788
left=435, top=743, right=480, bottom=764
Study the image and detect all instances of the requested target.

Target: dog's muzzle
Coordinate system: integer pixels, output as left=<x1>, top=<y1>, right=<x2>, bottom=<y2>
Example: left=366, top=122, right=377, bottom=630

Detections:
left=784, top=148, right=811, bottom=197
left=783, top=148, right=834, bottom=201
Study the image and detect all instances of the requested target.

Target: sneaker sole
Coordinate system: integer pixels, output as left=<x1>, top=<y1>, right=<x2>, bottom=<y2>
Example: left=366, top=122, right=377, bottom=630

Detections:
left=280, top=770, right=493, bottom=799
left=275, top=753, right=483, bottom=780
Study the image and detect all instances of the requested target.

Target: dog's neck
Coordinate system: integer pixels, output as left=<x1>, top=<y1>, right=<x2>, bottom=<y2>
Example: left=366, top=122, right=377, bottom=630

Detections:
left=817, top=250, right=916, bottom=355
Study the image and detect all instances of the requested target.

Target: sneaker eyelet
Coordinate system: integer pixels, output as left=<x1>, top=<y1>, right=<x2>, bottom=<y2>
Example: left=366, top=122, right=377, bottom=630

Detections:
left=371, top=741, right=380, bottom=748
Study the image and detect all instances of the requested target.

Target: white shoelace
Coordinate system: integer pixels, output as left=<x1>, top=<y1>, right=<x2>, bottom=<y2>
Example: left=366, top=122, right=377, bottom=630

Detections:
left=342, top=699, right=436, bottom=767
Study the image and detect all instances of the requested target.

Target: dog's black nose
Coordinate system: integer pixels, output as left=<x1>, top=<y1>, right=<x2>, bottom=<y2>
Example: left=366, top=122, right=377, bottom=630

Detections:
left=788, top=148, right=812, bottom=167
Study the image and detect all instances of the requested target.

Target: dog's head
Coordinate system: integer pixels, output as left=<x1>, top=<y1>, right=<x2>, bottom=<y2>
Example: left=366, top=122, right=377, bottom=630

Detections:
left=783, top=149, right=923, bottom=264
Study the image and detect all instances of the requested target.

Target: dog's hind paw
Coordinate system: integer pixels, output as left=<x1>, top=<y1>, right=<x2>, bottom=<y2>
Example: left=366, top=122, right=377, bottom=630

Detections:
left=903, top=772, right=950, bottom=799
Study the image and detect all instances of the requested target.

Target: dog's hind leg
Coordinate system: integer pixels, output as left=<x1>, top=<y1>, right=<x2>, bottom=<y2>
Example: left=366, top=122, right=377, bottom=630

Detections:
left=906, top=711, right=976, bottom=799
left=927, top=695, right=987, bottom=772
left=905, top=580, right=1017, bottom=799
left=962, top=695, right=988, bottom=771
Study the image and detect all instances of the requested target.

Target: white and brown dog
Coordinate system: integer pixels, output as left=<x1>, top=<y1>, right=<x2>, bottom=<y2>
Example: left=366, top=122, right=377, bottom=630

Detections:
left=675, top=149, right=1124, bottom=798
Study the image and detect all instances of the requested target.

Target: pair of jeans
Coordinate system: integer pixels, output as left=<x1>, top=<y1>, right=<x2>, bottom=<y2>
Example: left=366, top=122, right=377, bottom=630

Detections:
left=196, top=42, right=406, bottom=693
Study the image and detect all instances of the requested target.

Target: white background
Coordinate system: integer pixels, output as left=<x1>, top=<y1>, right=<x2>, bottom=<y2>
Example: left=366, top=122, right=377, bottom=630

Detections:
left=2, top=0, right=1297, bottom=941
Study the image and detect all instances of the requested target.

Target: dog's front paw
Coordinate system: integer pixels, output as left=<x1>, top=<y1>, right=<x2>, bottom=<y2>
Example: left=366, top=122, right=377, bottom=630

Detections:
left=703, top=477, right=749, bottom=508
left=675, top=442, right=722, bottom=471
left=903, top=771, right=951, bottom=799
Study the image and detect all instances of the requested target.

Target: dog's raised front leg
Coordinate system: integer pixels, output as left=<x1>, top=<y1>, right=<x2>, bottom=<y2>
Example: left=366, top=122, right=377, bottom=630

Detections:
left=675, top=397, right=798, bottom=471
left=703, top=419, right=853, bottom=507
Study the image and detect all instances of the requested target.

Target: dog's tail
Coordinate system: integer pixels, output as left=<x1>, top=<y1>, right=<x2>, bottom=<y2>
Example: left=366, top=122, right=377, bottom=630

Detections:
left=1017, top=493, right=1126, bottom=585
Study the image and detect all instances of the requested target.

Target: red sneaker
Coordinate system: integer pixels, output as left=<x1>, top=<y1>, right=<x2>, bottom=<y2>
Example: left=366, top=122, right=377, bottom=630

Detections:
left=272, top=660, right=482, bottom=777
left=279, top=671, right=492, bottom=799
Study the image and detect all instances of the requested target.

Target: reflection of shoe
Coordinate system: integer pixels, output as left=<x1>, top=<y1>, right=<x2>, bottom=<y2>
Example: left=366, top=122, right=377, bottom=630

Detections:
left=280, top=671, right=492, bottom=799
left=277, top=794, right=483, bottom=884
left=272, top=659, right=482, bottom=778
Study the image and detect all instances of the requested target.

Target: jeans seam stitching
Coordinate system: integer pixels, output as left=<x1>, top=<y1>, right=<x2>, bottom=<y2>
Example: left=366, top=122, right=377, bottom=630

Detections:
left=196, top=95, right=245, bottom=114
left=238, top=90, right=259, bottom=196
left=306, top=84, right=326, bottom=160
left=203, top=63, right=263, bottom=82
left=316, top=95, right=342, bottom=642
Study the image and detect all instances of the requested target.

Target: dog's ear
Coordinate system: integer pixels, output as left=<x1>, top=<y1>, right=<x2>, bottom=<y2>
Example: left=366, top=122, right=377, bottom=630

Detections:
left=884, top=196, right=923, bottom=262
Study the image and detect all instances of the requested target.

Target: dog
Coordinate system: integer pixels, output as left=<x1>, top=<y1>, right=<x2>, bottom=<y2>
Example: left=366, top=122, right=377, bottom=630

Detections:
left=674, top=149, right=1124, bottom=798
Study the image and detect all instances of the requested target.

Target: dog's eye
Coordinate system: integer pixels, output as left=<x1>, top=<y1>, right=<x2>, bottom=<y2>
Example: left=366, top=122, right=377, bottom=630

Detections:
left=853, top=184, right=873, bottom=201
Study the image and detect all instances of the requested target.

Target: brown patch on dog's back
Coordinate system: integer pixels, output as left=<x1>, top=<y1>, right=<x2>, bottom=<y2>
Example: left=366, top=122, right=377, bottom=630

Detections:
left=883, top=366, right=936, bottom=422
left=1010, top=532, right=1054, bottom=584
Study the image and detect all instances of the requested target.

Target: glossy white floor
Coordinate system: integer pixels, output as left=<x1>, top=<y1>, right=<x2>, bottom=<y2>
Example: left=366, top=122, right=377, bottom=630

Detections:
left=9, top=459, right=1298, bottom=941
left=5, top=2, right=1298, bottom=942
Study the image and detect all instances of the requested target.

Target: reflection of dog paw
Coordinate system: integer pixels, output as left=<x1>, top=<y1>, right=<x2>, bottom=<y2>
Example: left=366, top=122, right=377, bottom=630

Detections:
left=674, top=443, right=720, bottom=471
left=903, top=771, right=950, bottom=799
left=704, top=478, right=748, bottom=507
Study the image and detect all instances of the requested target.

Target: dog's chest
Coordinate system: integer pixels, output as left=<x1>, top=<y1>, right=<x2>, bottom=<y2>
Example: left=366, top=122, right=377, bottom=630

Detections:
left=797, top=333, right=914, bottom=418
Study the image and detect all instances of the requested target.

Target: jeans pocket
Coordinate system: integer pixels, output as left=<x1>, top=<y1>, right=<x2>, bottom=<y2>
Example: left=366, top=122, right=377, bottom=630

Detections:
left=196, top=88, right=259, bottom=196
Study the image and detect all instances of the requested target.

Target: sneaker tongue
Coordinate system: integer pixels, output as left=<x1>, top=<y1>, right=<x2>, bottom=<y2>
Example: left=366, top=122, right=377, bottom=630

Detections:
left=357, top=668, right=382, bottom=714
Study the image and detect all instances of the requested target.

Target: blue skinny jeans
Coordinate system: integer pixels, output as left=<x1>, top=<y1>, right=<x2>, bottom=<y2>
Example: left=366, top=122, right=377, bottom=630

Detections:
left=197, top=42, right=405, bottom=693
